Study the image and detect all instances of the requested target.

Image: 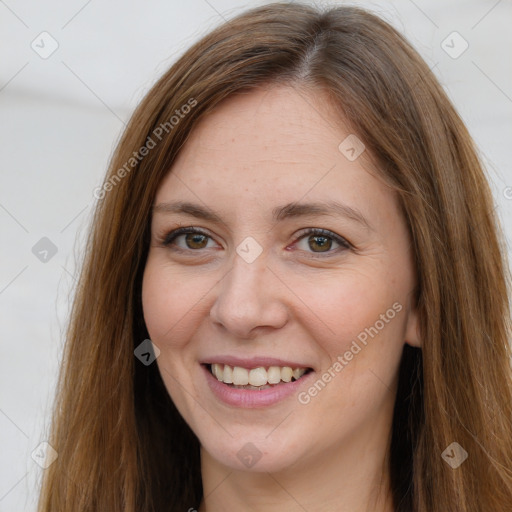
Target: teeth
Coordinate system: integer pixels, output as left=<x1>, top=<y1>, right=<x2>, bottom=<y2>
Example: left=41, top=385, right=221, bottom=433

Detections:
left=212, top=363, right=224, bottom=381
left=292, top=368, right=304, bottom=380
left=249, top=367, right=268, bottom=386
left=281, top=367, right=293, bottom=382
left=232, top=366, right=249, bottom=385
left=267, top=366, right=281, bottom=384
left=210, top=363, right=308, bottom=387
left=223, top=364, right=233, bottom=384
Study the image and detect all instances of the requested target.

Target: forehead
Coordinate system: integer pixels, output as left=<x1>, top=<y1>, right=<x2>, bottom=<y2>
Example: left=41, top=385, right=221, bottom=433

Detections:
left=154, top=85, right=399, bottom=231
left=177, top=85, right=350, bottom=169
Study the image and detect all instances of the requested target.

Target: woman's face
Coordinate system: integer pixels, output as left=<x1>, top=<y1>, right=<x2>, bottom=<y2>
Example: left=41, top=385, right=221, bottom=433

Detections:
left=142, top=85, right=420, bottom=475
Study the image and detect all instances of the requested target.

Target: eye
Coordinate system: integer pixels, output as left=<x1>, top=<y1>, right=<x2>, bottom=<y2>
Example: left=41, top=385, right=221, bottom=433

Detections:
left=293, top=228, right=351, bottom=256
left=159, top=226, right=352, bottom=257
left=161, top=227, right=218, bottom=251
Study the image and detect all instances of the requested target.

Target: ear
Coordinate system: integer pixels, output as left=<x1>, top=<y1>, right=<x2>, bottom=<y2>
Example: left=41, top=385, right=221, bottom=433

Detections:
left=404, top=303, right=421, bottom=348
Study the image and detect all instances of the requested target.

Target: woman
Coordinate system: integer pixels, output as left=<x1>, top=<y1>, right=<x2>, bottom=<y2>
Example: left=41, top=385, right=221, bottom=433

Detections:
left=37, top=2, right=512, bottom=511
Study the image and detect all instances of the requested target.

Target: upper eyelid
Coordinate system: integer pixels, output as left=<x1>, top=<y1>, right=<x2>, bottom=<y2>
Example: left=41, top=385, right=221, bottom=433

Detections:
left=162, top=226, right=215, bottom=244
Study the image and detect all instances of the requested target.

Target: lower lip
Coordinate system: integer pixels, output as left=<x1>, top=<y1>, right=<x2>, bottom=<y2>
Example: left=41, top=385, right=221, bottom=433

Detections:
left=202, top=365, right=314, bottom=408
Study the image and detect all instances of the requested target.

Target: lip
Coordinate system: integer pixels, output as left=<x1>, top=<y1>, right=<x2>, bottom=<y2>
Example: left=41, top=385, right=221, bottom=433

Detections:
left=201, top=364, right=315, bottom=408
left=200, top=355, right=313, bottom=370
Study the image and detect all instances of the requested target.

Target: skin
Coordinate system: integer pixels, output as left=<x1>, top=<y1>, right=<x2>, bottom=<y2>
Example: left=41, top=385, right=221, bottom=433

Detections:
left=142, top=84, right=420, bottom=512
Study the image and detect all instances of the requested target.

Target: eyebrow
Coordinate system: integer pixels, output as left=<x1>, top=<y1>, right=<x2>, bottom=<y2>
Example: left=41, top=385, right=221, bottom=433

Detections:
left=152, top=200, right=372, bottom=230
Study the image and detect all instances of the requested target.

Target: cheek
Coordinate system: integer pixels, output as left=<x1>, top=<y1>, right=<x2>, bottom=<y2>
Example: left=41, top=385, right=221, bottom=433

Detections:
left=141, top=258, right=205, bottom=345
left=301, top=276, right=406, bottom=414
left=299, top=268, right=404, bottom=354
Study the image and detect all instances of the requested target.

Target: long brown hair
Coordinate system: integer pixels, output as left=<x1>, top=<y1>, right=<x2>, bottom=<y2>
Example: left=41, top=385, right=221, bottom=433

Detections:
left=37, top=3, right=512, bottom=511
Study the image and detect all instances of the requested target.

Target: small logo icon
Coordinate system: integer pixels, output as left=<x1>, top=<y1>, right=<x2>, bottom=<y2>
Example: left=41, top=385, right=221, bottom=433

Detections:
left=31, top=441, right=58, bottom=469
left=134, top=339, right=160, bottom=365
left=441, top=441, right=468, bottom=468
left=236, top=442, right=262, bottom=468
left=236, top=236, right=263, bottom=264
left=441, top=32, right=469, bottom=59
left=338, top=134, right=365, bottom=161
left=31, top=31, right=59, bottom=59
left=32, top=237, right=58, bottom=263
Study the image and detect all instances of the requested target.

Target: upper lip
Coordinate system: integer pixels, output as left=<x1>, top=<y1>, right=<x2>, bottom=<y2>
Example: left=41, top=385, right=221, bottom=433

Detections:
left=201, top=355, right=313, bottom=370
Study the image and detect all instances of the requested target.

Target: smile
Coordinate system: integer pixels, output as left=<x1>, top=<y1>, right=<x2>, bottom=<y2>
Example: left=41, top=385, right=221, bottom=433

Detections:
left=208, top=363, right=311, bottom=389
left=202, top=362, right=314, bottom=408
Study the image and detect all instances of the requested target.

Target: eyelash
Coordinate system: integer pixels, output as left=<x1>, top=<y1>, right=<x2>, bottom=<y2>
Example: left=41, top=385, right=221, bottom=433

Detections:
left=159, top=226, right=352, bottom=257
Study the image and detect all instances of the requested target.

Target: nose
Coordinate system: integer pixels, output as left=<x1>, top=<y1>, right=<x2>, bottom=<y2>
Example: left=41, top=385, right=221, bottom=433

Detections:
left=209, top=252, right=289, bottom=339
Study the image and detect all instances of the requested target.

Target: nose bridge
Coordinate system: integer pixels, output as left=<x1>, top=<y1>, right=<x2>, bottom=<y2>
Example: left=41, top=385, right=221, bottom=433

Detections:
left=226, top=254, right=264, bottom=302
left=210, top=248, right=287, bottom=337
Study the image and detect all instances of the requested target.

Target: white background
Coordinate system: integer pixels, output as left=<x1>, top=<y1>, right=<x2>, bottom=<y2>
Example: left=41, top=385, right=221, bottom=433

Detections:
left=0, top=0, right=511, bottom=510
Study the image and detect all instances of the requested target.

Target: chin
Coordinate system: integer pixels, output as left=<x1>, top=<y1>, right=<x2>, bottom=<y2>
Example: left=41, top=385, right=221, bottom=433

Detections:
left=199, top=430, right=308, bottom=474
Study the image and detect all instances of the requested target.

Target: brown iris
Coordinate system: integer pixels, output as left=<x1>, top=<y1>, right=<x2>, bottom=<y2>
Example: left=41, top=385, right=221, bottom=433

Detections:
left=308, top=234, right=332, bottom=252
left=185, top=233, right=209, bottom=249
